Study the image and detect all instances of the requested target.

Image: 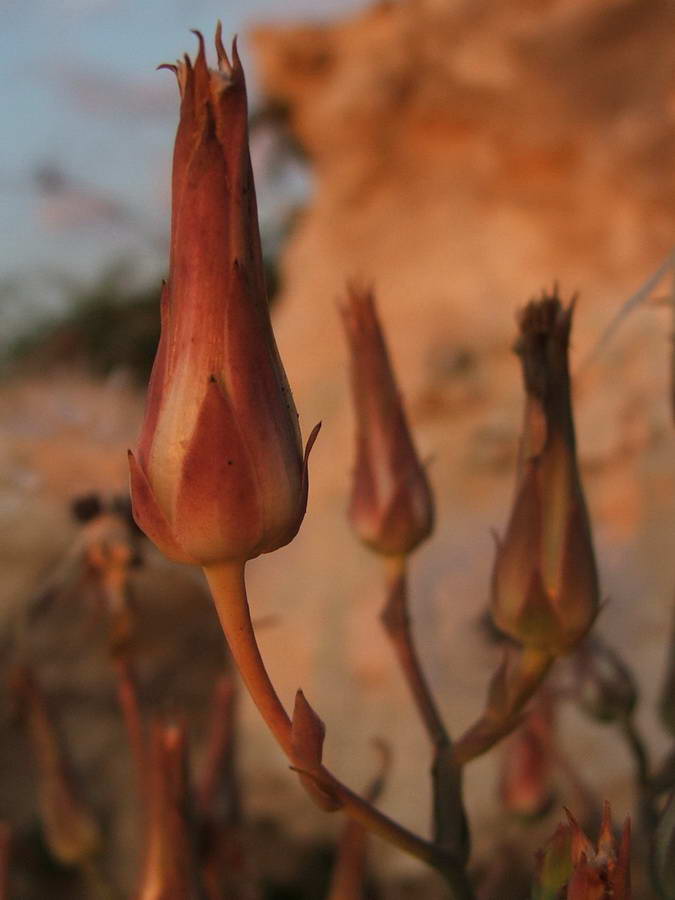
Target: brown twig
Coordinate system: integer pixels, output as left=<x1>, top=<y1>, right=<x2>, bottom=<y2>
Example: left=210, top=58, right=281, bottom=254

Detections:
left=452, top=647, right=553, bottom=767
left=196, top=674, right=257, bottom=900
left=196, top=674, right=239, bottom=822
left=114, top=656, right=149, bottom=825
left=381, top=557, right=448, bottom=748
left=617, top=712, right=662, bottom=894
left=204, top=561, right=475, bottom=899
left=381, top=555, right=468, bottom=859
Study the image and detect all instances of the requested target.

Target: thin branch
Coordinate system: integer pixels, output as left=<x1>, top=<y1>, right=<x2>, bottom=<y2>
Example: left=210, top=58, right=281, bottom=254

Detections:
left=204, top=561, right=475, bottom=899
left=381, top=555, right=468, bottom=858
left=196, top=673, right=239, bottom=822
left=452, top=647, right=553, bottom=767
left=619, top=713, right=662, bottom=895
left=381, top=556, right=449, bottom=747
left=326, top=740, right=390, bottom=900
left=113, top=656, right=149, bottom=826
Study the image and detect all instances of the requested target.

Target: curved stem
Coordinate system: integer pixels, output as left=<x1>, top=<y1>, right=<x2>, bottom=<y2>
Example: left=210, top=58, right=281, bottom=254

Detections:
left=452, top=647, right=553, bottom=767
left=205, top=563, right=292, bottom=755
left=204, top=561, right=474, bottom=898
left=113, top=657, right=149, bottom=828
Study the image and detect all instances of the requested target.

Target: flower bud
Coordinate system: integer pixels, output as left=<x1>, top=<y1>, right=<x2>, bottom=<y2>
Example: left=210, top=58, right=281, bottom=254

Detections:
left=341, top=285, right=433, bottom=556
left=534, top=804, right=630, bottom=900
left=567, top=805, right=631, bottom=900
left=499, top=692, right=555, bottom=819
left=136, top=721, right=203, bottom=900
left=533, top=823, right=573, bottom=900
left=491, top=294, right=599, bottom=654
left=129, top=28, right=318, bottom=567
left=11, top=666, right=100, bottom=867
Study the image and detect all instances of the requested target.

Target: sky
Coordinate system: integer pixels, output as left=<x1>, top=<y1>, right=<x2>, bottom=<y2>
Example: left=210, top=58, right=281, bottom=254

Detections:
left=0, top=0, right=363, bottom=336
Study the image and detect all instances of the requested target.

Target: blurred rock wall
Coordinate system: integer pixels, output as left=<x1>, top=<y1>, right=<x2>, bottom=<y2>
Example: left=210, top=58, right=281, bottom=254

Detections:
left=248, top=0, right=675, bottom=881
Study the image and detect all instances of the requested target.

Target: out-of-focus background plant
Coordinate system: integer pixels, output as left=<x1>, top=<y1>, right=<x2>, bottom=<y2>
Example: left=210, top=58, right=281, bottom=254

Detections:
left=3, top=0, right=675, bottom=896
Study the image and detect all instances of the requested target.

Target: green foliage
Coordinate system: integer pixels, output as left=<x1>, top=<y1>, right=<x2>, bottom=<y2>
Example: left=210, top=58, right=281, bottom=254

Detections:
left=3, top=253, right=282, bottom=385
left=4, top=262, right=162, bottom=384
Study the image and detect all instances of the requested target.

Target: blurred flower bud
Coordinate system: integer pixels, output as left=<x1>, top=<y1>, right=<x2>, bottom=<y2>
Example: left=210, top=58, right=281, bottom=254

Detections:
left=533, top=823, right=573, bottom=900
left=11, top=666, right=100, bottom=867
left=341, top=286, right=433, bottom=556
left=499, top=692, right=555, bottom=819
left=566, top=859, right=607, bottom=899
left=572, top=636, right=637, bottom=723
left=534, top=804, right=630, bottom=900
left=136, top=721, right=203, bottom=900
left=129, top=28, right=318, bottom=567
left=491, top=294, right=599, bottom=655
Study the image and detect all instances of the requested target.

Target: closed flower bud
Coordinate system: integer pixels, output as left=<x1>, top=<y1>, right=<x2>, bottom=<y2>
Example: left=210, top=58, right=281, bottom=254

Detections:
left=533, top=823, right=573, bottom=900
left=341, top=286, right=433, bottom=556
left=129, top=28, right=318, bottom=567
left=534, top=804, right=630, bottom=900
left=11, top=667, right=100, bottom=867
left=491, top=294, right=599, bottom=654
left=499, top=692, right=555, bottom=819
left=136, top=721, right=203, bottom=900
left=566, top=805, right=631, bottom=900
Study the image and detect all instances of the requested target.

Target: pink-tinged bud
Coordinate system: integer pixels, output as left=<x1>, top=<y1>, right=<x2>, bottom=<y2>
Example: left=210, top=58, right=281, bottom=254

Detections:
left=341, top=286, right=433, bottom=556
left=499, top=692, right=555, bottom=819
left=533, top=823, right=573, bottom=900
left=136, top=721, right=203, bottom=900
left=534, top=804, right=631, bottom=900
left=491, top=293, right=599, bottom=654
left=129, top=28, right=318, bottom=567
left=11, top=667, right=100, bottom=867
left=566, top=860, right=607, bottom=900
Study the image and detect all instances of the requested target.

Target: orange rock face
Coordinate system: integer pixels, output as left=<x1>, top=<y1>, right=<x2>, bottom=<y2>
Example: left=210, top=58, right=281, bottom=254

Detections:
left=247, top=0, right=674, bottom=884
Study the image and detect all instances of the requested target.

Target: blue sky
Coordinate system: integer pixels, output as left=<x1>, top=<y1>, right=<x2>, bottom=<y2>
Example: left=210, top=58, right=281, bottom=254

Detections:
left=0, top=0, right=362, bottom=335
